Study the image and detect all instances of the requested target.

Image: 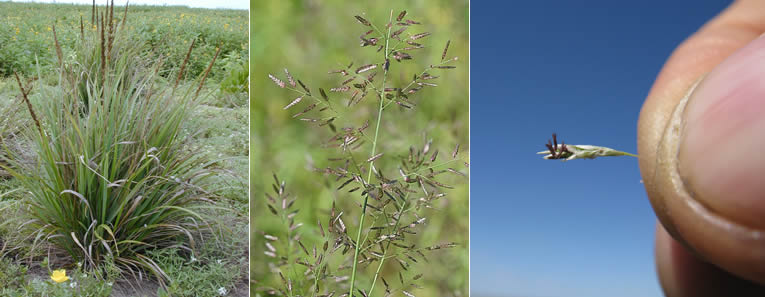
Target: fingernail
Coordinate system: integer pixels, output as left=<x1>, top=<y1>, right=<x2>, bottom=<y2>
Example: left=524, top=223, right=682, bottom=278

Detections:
left=678, top=36, right=765, bottom=228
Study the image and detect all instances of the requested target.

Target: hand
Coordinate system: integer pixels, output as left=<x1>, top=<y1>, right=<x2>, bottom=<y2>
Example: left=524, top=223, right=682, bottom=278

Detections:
left=637, top=0, right=765, bottom=296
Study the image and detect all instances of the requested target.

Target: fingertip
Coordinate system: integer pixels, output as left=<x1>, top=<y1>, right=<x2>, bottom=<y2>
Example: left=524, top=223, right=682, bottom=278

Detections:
left=678, top=36, right=765, bottom=229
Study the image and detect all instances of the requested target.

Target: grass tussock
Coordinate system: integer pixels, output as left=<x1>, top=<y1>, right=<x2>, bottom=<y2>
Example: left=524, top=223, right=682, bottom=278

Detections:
left=1, top=0, right=224, bottom=288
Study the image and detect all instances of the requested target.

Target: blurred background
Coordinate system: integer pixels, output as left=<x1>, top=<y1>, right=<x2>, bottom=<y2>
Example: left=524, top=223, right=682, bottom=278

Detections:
left=471, top=0, right=730, bottom=297
left=251, top=0, right=468, bottom=296
left=4, top=0, right=248, bottom=10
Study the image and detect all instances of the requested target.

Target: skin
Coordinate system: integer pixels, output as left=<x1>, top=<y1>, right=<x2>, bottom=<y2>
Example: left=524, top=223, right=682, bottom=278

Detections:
left=637, top=0, right=765, bottom=296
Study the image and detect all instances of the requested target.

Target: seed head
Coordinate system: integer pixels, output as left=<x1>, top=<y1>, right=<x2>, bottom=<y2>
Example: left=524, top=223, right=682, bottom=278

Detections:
left=538, top=133, right=636, bottom=161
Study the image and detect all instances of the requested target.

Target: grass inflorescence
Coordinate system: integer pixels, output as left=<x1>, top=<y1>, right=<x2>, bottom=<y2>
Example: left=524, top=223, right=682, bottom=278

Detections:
left=538, top=133, right=637, bottom=161
left=260, top=9, right=468, bottom=297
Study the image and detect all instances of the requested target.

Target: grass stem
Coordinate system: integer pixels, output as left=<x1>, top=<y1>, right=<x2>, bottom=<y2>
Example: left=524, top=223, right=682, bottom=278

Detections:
left=368, top=197, right=407, bottom=294
left=349, top=9, right=394, bottom=297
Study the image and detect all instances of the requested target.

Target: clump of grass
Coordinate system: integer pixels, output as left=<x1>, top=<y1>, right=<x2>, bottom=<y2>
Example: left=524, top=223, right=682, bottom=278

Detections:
left=0, top=0, right=222, bottom=287
left=261, top=9, right=467, bottom=297
left=60, top=1, right=145, bottom=111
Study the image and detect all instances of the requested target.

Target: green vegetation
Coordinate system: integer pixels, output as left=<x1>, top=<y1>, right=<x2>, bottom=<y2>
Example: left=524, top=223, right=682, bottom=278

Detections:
left=252, top=1, right=469, bottom=296
left=152, top=246, right=241, bottom=297
left=0, top=1, right=248, bottom=82
left=0, top=2, right=248, bottom=296
left=0, top=258, right=117, bottom=297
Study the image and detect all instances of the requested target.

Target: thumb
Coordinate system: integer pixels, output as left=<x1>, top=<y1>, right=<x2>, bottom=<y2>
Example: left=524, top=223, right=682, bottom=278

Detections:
left=679, top=35, right=765, bottom=232
left=669, top=33, right=765, bottom=284
left=638, top=0, right=765, bottom=287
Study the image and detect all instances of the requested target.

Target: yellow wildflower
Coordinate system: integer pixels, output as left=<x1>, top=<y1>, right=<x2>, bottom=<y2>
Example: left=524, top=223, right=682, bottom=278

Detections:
left=51, top=269, right=69, bottom=283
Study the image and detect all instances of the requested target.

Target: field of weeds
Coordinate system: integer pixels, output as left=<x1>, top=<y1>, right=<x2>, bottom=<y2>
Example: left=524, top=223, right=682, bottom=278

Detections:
left=0, top=2, right=248, bottom=297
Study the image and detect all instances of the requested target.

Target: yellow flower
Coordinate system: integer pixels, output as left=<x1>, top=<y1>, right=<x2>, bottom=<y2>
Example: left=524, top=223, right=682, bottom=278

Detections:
left=51, top=269, right=69, bottom=283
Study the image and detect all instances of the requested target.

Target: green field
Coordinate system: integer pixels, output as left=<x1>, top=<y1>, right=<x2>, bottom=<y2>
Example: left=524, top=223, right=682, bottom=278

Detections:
left=0, top=2, right=248, bottom=297
left=252, top=1, right=469, bottom=296
left=0, top=1, right=248, bottom=80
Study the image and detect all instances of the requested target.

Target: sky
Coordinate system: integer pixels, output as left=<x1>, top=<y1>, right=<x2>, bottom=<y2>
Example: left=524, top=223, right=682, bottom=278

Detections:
left=6, top=0, right=247, bottom=10
left=471, top=1, right=731, bottom=297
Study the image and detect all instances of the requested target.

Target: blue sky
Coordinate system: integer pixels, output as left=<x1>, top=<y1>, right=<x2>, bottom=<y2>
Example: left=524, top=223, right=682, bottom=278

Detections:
left=471, top=1, right=730, bottom=296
